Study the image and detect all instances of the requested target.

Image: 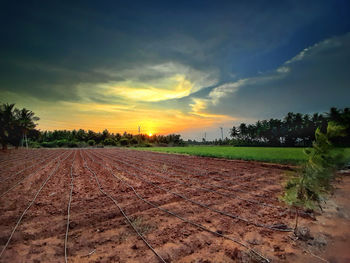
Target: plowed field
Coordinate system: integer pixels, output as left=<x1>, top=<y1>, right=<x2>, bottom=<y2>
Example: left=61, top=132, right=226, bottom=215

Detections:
left=0, top=148, right=345, bottom=262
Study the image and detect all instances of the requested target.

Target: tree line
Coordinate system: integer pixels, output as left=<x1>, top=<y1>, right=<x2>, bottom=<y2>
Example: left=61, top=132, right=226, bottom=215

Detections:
left=1, top=103, right=349, bottom=149
left=229, top=107, right=350, bottom=147
left=35, top=129, right=183, bottom=148
left=0, top=102, right=184, bottom=149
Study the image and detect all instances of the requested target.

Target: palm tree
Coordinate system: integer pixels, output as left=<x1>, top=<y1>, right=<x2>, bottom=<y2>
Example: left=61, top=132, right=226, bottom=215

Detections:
left=0, top=103, right=17, bottom=150
left=327, top=107, right=341, bottom=123
left=230, top=126, right=239, bottom=138
left=15, top=108, right=40, bottom=148
left=239, top=123, right=248, bottom=140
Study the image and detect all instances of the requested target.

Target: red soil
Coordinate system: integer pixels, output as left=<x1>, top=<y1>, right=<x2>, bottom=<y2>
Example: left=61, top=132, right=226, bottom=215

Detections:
left=0, top=148, right=349, bottom=262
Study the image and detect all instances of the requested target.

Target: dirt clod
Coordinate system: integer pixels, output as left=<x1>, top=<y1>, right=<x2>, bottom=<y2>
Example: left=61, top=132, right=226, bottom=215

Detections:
left=295, top=226, right=312, bottom=241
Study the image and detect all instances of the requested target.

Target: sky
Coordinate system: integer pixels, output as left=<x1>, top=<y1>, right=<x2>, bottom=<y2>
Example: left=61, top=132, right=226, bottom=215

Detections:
left=1, top=0, right=350, bottom=140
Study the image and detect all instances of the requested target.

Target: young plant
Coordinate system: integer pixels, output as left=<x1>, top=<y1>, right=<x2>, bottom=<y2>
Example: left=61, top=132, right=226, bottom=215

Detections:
left=282, top=122, right=346, bottom=231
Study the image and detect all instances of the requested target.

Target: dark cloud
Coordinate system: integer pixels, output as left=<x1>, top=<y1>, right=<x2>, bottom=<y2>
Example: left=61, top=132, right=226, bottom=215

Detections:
left=206, top=33, right=350, bottom=119
left=0, top=0, right=349, bottom=137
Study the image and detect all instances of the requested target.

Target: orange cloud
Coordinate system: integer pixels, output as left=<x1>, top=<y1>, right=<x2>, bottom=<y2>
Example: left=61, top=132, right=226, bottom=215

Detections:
left=35, top=101, right=234, bottom=135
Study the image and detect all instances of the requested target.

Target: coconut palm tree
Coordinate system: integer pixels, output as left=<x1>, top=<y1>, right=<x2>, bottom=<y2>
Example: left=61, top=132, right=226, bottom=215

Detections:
left=230, top=126, right=239, bottom=138
left=0, top=103, right=16, bottom=150
left=15, top=108, right=40, bottom=148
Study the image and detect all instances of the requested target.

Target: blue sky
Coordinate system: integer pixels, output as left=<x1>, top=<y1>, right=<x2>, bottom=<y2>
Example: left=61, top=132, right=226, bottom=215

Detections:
left=1, top=0, right=349, bottom=139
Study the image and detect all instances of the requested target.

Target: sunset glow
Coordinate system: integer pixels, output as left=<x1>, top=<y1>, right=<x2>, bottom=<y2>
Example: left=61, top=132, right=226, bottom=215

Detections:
left=1, top=1, right=349, bottom=140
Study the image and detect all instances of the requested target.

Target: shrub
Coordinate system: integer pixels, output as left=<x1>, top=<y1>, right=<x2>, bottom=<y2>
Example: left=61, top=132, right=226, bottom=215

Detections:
left=41, top=141, right=57, bottom=148
left=87, top=139, right=95, bottom=146
left=29, top=141, right=41, bottom=148
left=133, top=142, right=152, bottom=148
left=68, top=141, right=78, bottom=148
left=282, top=122, right=346, bottom=230
left=56, top=139, right=69, bottom=147
left=119, top=138, right=129, bottom=146
left=77, top=141, right=88, bottom=148
left=130, top=137, right=138, bottom=145
left=103, top=138, right=117, bottom=146
left=155, top=143, right=168, bottom=147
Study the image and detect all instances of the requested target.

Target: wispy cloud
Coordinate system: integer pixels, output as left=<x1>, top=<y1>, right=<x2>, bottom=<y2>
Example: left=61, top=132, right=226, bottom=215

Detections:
left=1, top=1, right=349, bottom=139
left=203, top=33, right=350, bottom=119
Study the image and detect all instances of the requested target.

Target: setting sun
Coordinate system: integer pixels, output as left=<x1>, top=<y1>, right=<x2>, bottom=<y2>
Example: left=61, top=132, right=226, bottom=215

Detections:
left=0, top=1, right=349, bottom=262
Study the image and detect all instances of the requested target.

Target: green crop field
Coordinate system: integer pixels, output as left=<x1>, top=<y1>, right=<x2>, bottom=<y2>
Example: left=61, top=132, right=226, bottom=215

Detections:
left=136, top=146, right=350, bottom=165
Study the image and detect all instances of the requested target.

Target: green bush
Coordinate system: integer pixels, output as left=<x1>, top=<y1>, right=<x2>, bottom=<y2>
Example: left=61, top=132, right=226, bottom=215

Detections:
left=87, top=139, right=95, bottom=146
left=77, top=141, right=88, bottom=148
left=56, top=139, right=69, bottom=147
left=29, top=141, right=41, bottom=148
left=130, top=137, right=138, bottom=145
left=68, top=141, right=78, bottom=148
left=139, top=143, right=152, bottom=147
left=41, top=141, right=57, bottom=148
left=119, top=138, right=129, bottom=146
left=103, top=138, right=117, bottom=146
left=282, top=122, right=347, bottom=211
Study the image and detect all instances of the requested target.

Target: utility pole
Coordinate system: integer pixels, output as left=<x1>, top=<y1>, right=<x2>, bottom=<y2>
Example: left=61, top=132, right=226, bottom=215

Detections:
left=137, top=125, right=141, bottom=143
left=220, top=127, right=223, bottom=140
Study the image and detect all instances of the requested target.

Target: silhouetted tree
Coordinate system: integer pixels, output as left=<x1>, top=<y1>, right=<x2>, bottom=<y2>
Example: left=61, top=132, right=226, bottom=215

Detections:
left=0, top=103, right=16, bottom=150
left=229, top=107, right=349, bottom=147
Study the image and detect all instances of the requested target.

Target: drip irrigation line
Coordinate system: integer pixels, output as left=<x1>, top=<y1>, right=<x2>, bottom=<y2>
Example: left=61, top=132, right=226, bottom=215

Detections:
left=0, top=152, right=58, bottom=187
left=94, top=150, right=286, bottom=211
left=0, top=153, right=53, bottom=174
left=0, top=149, right=50, bottom=170
left=103, top=149, right=273, bottom=199
left=118, top=148, right=250, bottom=181
left=0, top=149, right=48, bottom=165
left=124, top=148, right=284, bottom=192
left=0, top=151, right=59, bottom=182
left=0, top=151, right=69, bottom=198
left=89, top=151, right=292, bottom=232
left=64, top=150, right=77, bottom=263
left=0, top=151, right=73, bottom=258
left=85, top=150, right=270, bottom=263
left=0, top=150, right=33, bottom=164
left=104, top=150, right=306, bottom=218
left=80, top=150, right=167, bottom=263
left=96, top=150, right=306, bottom=218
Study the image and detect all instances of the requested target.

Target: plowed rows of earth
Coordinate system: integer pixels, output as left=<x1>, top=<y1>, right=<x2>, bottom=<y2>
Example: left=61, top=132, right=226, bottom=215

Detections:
left=0, top=148, right=317, bottom=262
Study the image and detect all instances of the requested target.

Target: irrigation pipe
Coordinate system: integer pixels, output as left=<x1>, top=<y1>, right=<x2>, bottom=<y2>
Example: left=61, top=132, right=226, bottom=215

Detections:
left=0, top=150, right=33, bottom=164
left=94, top=150, right=286, bottom=211
left=0, top=150, right=50, bottom=170
left=81, top=150, right=167, bottom=263
left=0, top=151, right=68, bottom=198
left=102, top=149, right=274, bottom=199
left=115, top=148, right=254, bottom=181
left=122, top=148, right=288, bottom=192
left=0, top=151, right=52, bottom=173
left=0, top=150, right=59, bottom=182
left=85, top=150, right=270, bottom=263
left=105, top=149, right=306, bottom=217
left=107, top=149, right=307, bottom=218
left=64, top=150, right=77, bottom=263
left=90, top=151, right=292, bottom=232
left=0, top=151, right=73, bottom=258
